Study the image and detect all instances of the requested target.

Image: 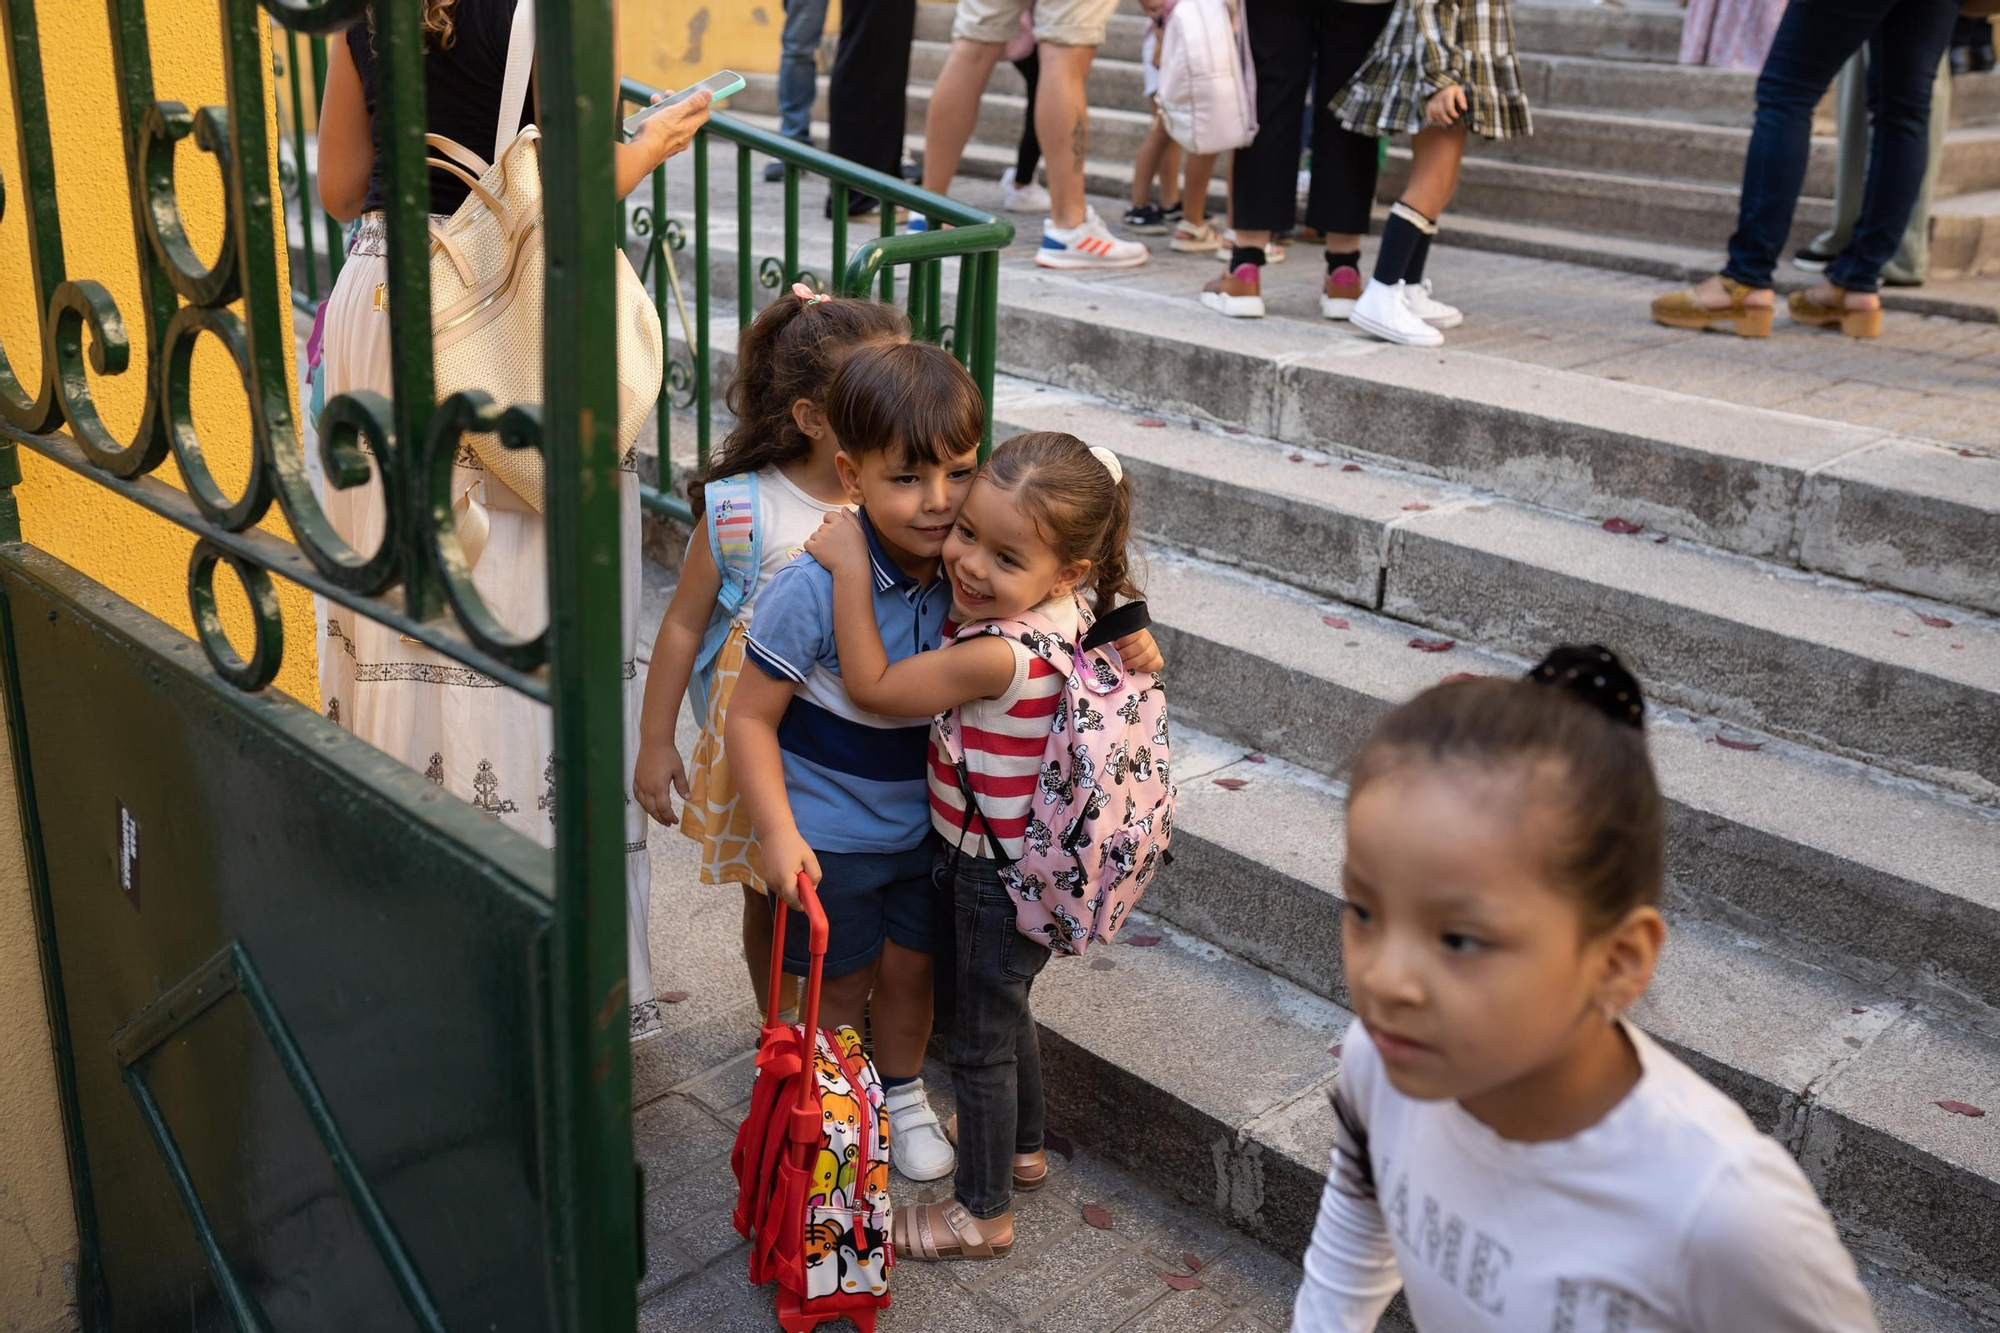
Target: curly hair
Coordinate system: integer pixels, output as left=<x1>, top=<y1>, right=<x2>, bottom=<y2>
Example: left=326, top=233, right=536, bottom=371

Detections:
left=366, top=0, right=460, bottom=50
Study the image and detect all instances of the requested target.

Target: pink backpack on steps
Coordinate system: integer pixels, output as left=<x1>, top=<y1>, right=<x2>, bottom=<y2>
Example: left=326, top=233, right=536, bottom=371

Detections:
left=936, top=602, right=1177, bottom=957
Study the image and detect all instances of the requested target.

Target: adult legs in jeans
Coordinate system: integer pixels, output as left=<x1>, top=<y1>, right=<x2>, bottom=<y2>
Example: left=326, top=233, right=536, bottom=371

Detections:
left=947, top=861, right=1048, bottom=1227
left=1683, top=0, right=1956, bottom=317
left=777, top=0, right=830, bottom=145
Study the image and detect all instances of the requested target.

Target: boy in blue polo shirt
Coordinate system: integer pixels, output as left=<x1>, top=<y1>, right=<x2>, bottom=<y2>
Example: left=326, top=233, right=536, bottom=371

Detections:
left=726, top=341, right=983, bottom=1181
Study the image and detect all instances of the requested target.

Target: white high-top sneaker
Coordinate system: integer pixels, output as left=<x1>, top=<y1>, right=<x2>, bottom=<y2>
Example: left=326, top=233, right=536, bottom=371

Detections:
left=1350, top=279, right=1445, bottom=348
left=1404, top=279, right=1464, bottom=329
left=884, top=1077, right=956, bottom=1181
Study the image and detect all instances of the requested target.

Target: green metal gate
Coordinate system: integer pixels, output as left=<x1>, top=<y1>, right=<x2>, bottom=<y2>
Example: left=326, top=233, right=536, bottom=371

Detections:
left=0, top=0, right=635, bottom=1326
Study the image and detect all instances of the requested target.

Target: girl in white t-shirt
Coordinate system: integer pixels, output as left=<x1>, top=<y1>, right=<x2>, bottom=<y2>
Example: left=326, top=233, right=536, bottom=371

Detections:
left=1293, top=646, right=1880, bottom=1332
left=631, top=287, right=908, bottom=1031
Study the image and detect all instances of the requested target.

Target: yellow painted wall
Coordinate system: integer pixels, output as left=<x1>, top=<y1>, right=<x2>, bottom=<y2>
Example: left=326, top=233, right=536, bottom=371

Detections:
left=0, top=3, right=315, bottom=705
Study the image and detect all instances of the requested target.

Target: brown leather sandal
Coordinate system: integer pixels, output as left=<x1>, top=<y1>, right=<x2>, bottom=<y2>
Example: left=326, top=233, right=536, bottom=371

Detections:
left=1650, top=276, right=1773, bottom=338
left=944, top=1114, right=1050, bottom=1192
left=1787, top=285, right=1882, bottom=339
left=891, top=1200, right=1013, bottom=1261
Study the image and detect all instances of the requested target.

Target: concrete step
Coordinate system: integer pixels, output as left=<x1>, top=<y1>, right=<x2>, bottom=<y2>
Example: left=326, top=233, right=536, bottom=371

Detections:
left=1511, top=1, right=1686, bottom=62
left=1031, top=838, right=2000, bottom=1319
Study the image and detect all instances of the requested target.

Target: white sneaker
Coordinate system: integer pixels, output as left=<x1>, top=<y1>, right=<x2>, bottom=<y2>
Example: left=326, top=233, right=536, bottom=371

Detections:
left=1036, top=209, right=1149, bottom=270
left=1350, top=279, right=1445, bottom=347
left=884, top=1078, right=956, bottom=1181
left=999, top=167, right=1051, bottom=214
left=1404, top=278, right=1464, bottom=330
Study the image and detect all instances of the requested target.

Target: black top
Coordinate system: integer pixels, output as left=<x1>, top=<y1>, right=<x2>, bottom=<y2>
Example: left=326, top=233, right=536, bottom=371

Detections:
left=347, top=0, right=532, bottom=217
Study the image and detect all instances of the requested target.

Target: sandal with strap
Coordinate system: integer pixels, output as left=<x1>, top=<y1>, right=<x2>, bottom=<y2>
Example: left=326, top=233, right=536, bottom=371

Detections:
left=891, top=1200, right=1014, bottom=1261
left=943, top=1114, right=1050, bottom=1192
left=1650, top=276, right=1773, bottom=338
left=1787, top=284, right=1882, bottom=339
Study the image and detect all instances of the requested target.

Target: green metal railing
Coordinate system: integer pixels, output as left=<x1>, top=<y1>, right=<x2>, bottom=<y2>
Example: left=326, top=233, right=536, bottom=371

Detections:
left=611, top=87, right=1013, bottom=524
left=1, top=0, right=634, bottom=1326
left=273, top=24, right=345, bottom=308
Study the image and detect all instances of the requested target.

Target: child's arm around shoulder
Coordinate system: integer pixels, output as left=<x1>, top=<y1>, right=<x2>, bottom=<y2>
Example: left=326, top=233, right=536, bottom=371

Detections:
left=803, top=512, right=1017, bottom=716
left=633, top=515, right=724, bottom=825
left=1681, top=1141, right=1880, bottom=1332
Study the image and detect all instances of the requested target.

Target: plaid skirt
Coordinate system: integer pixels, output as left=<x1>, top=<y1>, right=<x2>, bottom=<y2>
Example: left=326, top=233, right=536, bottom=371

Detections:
left=1332, top=0, right=1533, bottom=141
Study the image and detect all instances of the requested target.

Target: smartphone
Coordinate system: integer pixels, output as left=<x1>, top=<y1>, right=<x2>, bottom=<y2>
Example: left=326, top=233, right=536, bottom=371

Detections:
left=623, top=70, right=744, bottom=135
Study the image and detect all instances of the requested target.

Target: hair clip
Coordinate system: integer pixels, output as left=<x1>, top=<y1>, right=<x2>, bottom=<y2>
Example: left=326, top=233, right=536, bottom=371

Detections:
left=792, top=282, right=828, bottom=307
left=1525, top=644, right=1646, bottom=731
left=1088, top=445, right=1123, bottom=484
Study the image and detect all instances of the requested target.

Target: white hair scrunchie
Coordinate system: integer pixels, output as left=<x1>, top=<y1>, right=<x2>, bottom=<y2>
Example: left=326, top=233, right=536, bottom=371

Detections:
left=1089, top=445, right=1123, bottom=485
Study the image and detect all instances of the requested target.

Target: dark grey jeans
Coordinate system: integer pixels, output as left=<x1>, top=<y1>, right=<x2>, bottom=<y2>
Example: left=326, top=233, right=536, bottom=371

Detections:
left=937, top=850, right=1050, bottom=1221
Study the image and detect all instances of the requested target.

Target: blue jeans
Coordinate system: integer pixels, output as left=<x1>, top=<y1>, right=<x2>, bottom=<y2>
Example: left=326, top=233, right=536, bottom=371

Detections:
left=939, top=851, right=1049, bottom=1221
left=1723, top=0, right=1957, bottom=293
left=778, top=0, right=831, bottom=144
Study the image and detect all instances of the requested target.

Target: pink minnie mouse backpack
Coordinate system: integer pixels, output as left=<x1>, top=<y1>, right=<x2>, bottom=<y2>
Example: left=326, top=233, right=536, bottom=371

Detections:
left=936, top=600, right=1176, bottom=956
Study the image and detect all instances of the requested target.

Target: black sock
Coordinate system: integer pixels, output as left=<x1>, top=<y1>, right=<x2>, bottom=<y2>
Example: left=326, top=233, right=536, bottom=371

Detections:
left=1326, top=248, right=1362, bottom=276
left=1373, top=214, right=1422, bottom=285
left=1229, top=245, right=1267, bottom=271
left=1406, top=231, right=1435, bottom=285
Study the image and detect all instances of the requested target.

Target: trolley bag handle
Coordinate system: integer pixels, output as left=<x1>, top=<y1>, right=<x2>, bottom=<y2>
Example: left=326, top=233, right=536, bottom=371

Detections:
left=766, top=872, right=831, bottom=1135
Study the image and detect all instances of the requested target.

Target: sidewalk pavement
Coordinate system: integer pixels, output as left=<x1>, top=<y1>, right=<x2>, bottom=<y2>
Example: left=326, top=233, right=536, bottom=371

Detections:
left=632, top=566, right=1312, bottom=1333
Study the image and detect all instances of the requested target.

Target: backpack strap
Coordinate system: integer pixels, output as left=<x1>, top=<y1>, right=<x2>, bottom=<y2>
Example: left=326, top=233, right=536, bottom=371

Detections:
left=705, top=471, right=762, bottom=618
left=1079, top=600, right=1149, bottom=651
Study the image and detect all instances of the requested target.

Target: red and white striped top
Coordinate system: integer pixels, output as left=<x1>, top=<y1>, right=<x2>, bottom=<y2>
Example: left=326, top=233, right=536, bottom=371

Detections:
left=929, top=597, right=1081, bottom=862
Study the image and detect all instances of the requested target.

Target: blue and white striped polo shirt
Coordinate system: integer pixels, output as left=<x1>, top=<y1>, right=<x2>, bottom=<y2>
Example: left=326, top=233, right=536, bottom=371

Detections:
left=743, top=510, right=951, bottom=854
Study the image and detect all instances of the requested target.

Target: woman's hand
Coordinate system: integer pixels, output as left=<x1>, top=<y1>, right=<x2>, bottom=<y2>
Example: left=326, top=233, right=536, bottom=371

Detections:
left=632, top=737, right=690, bottom=827
left=1424, top=84, right=1467, bottom=128
left=633, top=89, right=713, bottom=169
left=763, top=833, right=822, bottom=909
left=804, top=510, right=870, bottom=579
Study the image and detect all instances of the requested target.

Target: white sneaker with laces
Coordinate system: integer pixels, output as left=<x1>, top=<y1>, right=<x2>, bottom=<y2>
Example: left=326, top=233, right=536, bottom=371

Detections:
left=1036, top=209, right=1149, bottom=269
left=885, top=1078, right=956, bottom=1181
left=1405, top=278, right=1464, bottom=329
left=999, top=167, right=1051, bottom=214
left=1350, top=279, right=1445, bottom=347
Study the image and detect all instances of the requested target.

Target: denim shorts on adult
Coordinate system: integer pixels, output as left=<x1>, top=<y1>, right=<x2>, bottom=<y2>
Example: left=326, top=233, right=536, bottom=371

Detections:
left=776, top=838, right=941, bottom=979
left=954, top=0, right=1119, bottom=47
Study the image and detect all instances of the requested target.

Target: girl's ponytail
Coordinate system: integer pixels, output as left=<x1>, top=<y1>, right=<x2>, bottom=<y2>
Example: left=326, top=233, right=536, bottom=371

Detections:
left=1086, top=467, right=1143, bottom=615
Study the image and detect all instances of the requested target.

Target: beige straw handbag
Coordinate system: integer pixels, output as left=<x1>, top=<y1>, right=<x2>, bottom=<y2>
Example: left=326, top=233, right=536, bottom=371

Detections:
left=428, top=0, right=663, bottom=520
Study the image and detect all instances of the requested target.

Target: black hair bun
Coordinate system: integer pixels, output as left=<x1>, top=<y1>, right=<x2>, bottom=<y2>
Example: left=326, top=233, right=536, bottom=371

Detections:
left=1525, top=644, right=1646, bottom=731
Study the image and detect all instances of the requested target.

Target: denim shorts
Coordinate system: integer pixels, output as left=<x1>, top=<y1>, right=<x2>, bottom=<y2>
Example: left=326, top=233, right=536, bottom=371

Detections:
left=776, top=837, right=941, bottom=979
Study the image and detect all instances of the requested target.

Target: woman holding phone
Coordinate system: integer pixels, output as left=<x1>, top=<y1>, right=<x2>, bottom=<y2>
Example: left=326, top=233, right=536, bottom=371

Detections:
left=313, top=0, right=711, bottom=1038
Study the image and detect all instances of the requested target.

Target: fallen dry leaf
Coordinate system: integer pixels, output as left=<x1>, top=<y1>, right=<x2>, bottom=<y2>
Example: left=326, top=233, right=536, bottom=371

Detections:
left=1851, top=1008, right=1866, bottom=1015
left=1212, top=777, right=1250, bottom=791
left=1044, top=1131, right=1074, bottom=1159
left=1936, top=1100, right=1986, bottom=1118
left=1340, top=463, right=1363, bottom=472
left=1312, top=461, right=1330, bottom=468
left=1162, top=1273, right=1205, bottom=1292
left=1892, top=630, right=1912, bottom=638
left=1959, top=449, right=1981, bottom=458
left=1288, top=453, right=1306, bottom=463
left=1136, top=417, right=1167, bottom=428
left=1224, top=426, right=1247, bottom=435
left=1653, top=534, right=1669, bottom=545
left=1322, top=616, right=1351, bottom=630
left=1183, top=1254, right=1205, bottom=1273
left=1125, top=935, right=1163, bottom=948
left=1916, top=612, right=1954, bottom=629
left=1328, top=1043, right=1343, bottom=1057
left=660, top=990, right=691, bottom=1004
left=1602, top=518, right=1645, bottom=535
left=1408, top=637, right=1455, bottom=653
left=1402, top=502, right=1432, bottom=512
left=1244, top=752, right=1268, bottom=763
left=1083, top=1204, right=1115, bottom=1230
left=1713, top=736, right=1763, bottom=752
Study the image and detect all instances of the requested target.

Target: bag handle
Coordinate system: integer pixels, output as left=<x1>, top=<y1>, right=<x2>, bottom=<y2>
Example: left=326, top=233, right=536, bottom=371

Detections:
left=766, top=871, right=830, bottom=1098
left=1079, top=599, right=1150, bottom=652
left=495, top=0, right=536, bottom=163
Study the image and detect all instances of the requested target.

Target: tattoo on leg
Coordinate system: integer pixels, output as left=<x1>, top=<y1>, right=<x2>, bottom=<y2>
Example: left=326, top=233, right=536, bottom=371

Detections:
left=1071, top=113, right=1087, bottom=172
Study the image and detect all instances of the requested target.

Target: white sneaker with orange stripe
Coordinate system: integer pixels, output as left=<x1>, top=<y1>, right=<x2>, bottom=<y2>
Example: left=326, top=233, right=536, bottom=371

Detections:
left=1035, top=208, right=1149, bottom=270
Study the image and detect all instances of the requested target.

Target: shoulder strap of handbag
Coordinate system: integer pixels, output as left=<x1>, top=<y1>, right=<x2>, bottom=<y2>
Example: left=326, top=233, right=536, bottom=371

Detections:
left=495, top=0, right=537, bottom=163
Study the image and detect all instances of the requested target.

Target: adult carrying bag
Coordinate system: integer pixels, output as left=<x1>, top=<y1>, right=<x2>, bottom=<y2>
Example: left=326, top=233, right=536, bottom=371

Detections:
left=426, top=0, right=663, bottom=515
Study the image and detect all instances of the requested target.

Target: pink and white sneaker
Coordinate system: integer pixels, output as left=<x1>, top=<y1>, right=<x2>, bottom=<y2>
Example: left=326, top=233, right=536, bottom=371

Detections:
left=1036, top=209, right=1149, bottom=269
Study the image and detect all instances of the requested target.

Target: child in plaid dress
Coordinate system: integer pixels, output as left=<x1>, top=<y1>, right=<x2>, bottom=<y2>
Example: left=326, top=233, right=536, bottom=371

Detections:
left=1330, top=0, right=1533, bottom=346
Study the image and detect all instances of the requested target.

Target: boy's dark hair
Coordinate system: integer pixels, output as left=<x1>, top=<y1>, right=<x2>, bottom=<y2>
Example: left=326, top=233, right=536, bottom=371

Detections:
left=1348, top=647, right=1663, bottom=934
left=693, top=293, right=910, bottom=507
left=823, top=341, right=985, bottom=466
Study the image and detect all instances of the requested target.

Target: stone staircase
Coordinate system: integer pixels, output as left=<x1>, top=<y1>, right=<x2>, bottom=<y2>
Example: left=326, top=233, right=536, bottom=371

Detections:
left=623, top=105, right=2000, bottom=1324
left=731, top=0, right=2000, bottom=286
